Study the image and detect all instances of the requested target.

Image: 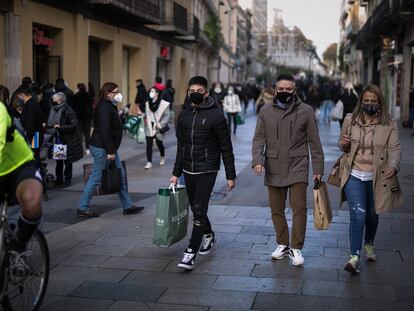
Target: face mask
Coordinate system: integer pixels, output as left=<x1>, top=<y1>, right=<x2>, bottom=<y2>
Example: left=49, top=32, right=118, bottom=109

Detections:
left=189, top=92, right=205, bottom=105
left=52, top=101, right=60, bottom=106
left=276, top=91, right=295, bottom=104
left=17, top=98, right=25, bottom=107
left=149, top=91, right=157, bottom=99
left=214, top=87, right=222, bottom=93
left=228, top=89, right=234, bottom=95
left=362, top=104, right=379, bottom=115
left=114, top=93, right=123, bottom=104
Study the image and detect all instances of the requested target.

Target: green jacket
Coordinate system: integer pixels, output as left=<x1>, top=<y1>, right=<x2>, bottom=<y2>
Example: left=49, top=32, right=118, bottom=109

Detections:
left=0, top=101, right=33, bottom=176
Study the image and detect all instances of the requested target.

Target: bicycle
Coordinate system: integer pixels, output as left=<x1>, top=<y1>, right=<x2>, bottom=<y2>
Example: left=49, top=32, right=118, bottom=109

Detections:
left=0, top=196, right=49, bottom=311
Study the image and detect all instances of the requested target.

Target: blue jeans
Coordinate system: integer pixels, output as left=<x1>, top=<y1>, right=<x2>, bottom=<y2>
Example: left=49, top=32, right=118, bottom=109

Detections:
left=344, top=175, right=379, bottom=256
left=78, top=145, right=132, bottom=211
left=321, top=100, right=334, bottom=123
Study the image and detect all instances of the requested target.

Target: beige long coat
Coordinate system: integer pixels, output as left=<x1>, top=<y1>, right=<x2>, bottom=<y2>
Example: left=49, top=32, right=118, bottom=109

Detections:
left=339, top=114, right=403, bottom=213
left=252, top=98, right=324, bottom=187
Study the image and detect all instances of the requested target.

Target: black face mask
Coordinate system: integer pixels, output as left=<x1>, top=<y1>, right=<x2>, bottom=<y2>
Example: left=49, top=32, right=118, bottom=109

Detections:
left=189, top=92, right=205, bottom=105
left=362, top=104, right=379, bottom=115
left=52, top=101, right=60, bottom=106
left=276, top=91, right=295, bottom=104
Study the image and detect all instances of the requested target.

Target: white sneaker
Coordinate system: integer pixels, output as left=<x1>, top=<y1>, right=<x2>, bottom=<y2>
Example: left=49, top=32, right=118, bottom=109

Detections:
left=289, top=249, right=304, bottom=266
left=271, top=245, right=290, bottom=260
left=85, top=149, right=90, bottom=156
left=144, top=162, right=152, bottom=170
left=178, top=248, right=197, bottom=270
left=199, top=233, right=215, bottom=256
left=160, top=157, right=166, bottom=166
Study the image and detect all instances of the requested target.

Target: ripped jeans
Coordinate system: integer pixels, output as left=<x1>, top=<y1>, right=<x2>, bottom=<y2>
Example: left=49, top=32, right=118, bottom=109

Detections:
left=184, top=172, right=218, bottom=251
left=344, top=175, right=379, bottom=256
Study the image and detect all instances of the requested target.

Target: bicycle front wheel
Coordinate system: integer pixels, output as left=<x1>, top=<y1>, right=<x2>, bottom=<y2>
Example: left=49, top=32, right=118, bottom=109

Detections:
left=2, top=229, right=49, bottom=311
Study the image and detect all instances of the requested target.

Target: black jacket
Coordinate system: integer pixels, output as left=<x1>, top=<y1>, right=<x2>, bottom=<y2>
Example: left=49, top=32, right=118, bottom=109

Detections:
left=173, top=97, right=236, bottom=180
left=73, top=92, right=93, bottom=122
left=20, top=97, right=44, bottom=147
left=134, top=85, right=147, bottom=105
left=90, top=100, right=123, bottom=154
left=51, top=105, right=83, bottom=163
left=339, top=91, right=358, bottom=118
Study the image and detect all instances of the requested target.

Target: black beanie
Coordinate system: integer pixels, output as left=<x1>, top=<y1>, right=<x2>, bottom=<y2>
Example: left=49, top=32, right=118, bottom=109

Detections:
left=188, top=76, right=208, bottom=88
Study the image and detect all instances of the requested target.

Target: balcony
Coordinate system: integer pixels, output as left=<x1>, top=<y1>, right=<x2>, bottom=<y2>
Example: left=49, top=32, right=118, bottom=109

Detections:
left=175, top=16, right=200, bottom=43
left=87, top=0, right=162, bottom=24
left=147, top=1, right=189, bottom=35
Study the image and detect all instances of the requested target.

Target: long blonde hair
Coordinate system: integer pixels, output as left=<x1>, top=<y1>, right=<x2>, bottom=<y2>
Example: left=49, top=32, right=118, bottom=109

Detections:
left=351, top=84, right=391, bottom=126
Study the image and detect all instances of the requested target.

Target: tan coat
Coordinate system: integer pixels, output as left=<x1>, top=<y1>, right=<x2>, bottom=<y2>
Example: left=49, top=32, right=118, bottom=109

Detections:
left=252, top=98, right=324, bottom=187
left=339, top=114, right=403, bottom=214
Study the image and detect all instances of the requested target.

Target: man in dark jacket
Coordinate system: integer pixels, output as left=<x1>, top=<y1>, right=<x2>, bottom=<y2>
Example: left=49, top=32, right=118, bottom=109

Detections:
left=170, top=76, right=236, bottom=270
left=55, top=78, right=75, bottom=109
left=134, top=79, right=147, bottom=109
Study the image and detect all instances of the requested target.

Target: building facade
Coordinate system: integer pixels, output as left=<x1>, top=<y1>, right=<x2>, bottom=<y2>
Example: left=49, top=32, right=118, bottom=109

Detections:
left=0, top=0, right=220, bottom=109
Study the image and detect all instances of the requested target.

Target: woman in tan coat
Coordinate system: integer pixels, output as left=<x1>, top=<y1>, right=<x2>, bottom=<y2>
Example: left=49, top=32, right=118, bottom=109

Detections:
left=255, top=86, right=274, bottom=114
left=339, top=84, right=403, bottom=274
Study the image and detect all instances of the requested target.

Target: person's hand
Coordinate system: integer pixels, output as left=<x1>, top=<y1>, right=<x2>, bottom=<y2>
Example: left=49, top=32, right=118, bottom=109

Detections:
left=170, top=175, right=178, bottom=185
left=313, top=174, right=322, bottom=182
left=384, top=167, right=397, bottom=179
left=54, top=124, right=60, bottom=129
left=42, top=123, right=46, bottom=128
left=253, top=164, right=265, bottom=175
left=107, top=153, right=115, bottom=161
left=156, top=123, right=162, bottom=129
left=341, top=134, right=350, bottom=149
left=226, top=179, right=235, bottom=191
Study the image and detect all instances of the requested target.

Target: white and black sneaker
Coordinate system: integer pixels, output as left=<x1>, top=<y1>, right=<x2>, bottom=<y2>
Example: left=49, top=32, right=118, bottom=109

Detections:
left=178, top=248, right=197, bottom=270
left=271, top=245, right=290, bottom=260
left=199, top=233, right=215, bottom=256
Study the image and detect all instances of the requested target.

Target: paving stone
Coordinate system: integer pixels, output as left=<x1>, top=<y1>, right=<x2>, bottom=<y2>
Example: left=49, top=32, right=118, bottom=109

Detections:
left=122, top=271, right=217, bottom=289
left=100, top=256, right=171, bottom=272
left=352, top=299, right=413, bottom=311
left=209, top=216, right=266, bottom=226
left=215, top=232, right=238, bottom=243
left=235, top=233, right=270, bottom=243
left=106, top=301, right=151, bottom=311
left=213, top=275, right=301, bottom=294
left=394, top=285, right=414, bottom=301
left=212, top=224, right=243, bottom=233
left=253, top=293, right=353, bottom=311
left=164, top=257, right=257, bottom=276
left=45, top=279, right=84, bottom=296
left=50, top=265, right=130, bottom=283
left=338, top=268, right=414, bottom=287
left=91, top=236, right=141, bottom=247
left=69, top=281, right=166, bottom=302
left=213, top=241, right=253, bottom=255
left=40, top=296, right=114, bottom=311
left=108, top=301, right=208, bottom=311
left=251, top=261, right=338, bottom=282
left=76, top=243, right=136, bottom=257
left=240, top=225, right=276, bottom=236
left=391, top=223, right=414, bottom=234
left=125, top=245, right=186, bottom=259
left=236, top=210, right=271, bottom=219
left=302, top=280, right=396, bottom=300
left=158, top=288, right=256, bottom=308
left=60, top=254, right=110, bottom=268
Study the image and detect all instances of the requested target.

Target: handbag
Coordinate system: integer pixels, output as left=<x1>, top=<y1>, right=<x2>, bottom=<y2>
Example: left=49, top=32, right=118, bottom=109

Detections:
left=235, top=114, right=245, bottom=125
left=153, top=184, right=189, bottom=247
left=100, top=160, right=122, bottom=194
left=52, top=133, right=67, bottom=160
left=313, top=180, right=333, bottom=230
left=327, top=155, right=342, bottom=187
left=159, top=124, right=170, bottom=134
left=83, top=161, right=127, bottom=195
left=137, top=117, right=145, bottom=144
left=331, top=100, right=344, bottom=121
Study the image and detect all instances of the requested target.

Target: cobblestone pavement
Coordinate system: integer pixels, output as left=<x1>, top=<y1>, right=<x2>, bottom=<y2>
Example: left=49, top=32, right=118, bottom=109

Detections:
left=23, top=107, right=414, bottom=311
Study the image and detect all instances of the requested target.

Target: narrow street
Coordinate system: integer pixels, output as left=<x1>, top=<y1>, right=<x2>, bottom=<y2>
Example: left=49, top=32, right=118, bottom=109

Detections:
left=23, top=109, right=414, bottom=311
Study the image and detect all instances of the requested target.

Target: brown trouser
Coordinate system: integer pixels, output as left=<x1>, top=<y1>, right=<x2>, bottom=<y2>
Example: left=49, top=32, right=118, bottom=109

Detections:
left=268, top=183, right=307, bottom=249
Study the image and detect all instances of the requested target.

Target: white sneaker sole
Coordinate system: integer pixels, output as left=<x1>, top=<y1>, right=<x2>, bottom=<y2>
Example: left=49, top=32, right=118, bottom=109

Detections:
left=366, top=255, right=376, bottom=262
left=198, top=240, right=215, bottom=256
left=178, top=263, right=195, bottom=270
left=271, top=252, right=289, bottom=260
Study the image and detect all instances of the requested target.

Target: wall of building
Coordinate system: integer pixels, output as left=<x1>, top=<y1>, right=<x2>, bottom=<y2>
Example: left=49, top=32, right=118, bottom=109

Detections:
left=401, top=21, right=414, bottom=122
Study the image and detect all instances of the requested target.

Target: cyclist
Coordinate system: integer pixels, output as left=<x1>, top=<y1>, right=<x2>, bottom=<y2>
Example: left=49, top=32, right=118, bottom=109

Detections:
left=0, top=96, right=43, bottom=252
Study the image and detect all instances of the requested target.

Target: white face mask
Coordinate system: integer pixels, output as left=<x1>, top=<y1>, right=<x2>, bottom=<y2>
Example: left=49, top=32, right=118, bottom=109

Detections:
left=149, top=91, right=157, bottom=99
left=228, top=89, right=233, bottom=95
left=114, top=93, right=123, bottom=104
left=214, top=87, right=222, bottom=93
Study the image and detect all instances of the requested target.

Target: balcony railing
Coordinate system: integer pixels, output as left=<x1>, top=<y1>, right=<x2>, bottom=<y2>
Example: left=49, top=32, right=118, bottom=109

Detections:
left=87, top=0, right=162, bottom=24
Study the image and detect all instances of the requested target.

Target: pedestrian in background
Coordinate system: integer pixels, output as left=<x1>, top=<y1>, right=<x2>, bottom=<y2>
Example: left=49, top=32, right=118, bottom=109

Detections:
left=338, top=82, right=358, bottom=129
left=339, top=84, right=402, bottom=274
left=210, top=82, right=225, bottom=111
left=154, top=76, right=166, bottom=92
left=39, top=82, right=54, bottom=124
left=74, top=83, right=93, bottom=155
left=162, top=79, right=175, bottom=110
left=256, top=86, right=275, bottom=114
left=223, top=85, right=242, bottom=135
left=170, top=75, right=236, bottom=270
left=55, top=78, right=75, bottom=109
left=46, top=92, right=83, bottom=186
left=141, top=87, right=170, bottom=170
left=78, top=82, right=144, bottom=217
left=252, top=74, right=324, bottom=267
left=132, top=79, right=147, bottom=116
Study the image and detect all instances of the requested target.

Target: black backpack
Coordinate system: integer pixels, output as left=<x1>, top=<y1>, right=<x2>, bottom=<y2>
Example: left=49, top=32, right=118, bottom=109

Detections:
left=4, top=104, right=28, bottom=144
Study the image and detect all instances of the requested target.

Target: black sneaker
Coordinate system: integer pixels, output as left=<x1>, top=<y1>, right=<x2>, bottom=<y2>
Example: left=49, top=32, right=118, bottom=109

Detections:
left=178, top=248, right=197, bottom=270
left=123, top=206, right=145, bottom=215
left=77, top=210, right=100, bottom=218
left=199, top=233, right=215, bottom=256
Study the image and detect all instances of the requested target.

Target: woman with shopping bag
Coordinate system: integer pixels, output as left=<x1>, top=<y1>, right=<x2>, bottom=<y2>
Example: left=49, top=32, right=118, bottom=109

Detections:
left=77, top=82, right=144, bottom=217
left=46, top=92, right=83, bottom=186
left=338, top=84, right=403, bottom=274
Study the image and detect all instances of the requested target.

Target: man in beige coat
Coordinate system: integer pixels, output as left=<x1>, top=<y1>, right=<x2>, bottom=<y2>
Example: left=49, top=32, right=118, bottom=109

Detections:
left=252, top=74, right=324, bottom=266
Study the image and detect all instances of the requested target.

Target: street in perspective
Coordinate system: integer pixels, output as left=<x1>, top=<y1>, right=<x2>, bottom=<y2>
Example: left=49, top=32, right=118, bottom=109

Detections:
left=1, top=0, right=414, bottom=311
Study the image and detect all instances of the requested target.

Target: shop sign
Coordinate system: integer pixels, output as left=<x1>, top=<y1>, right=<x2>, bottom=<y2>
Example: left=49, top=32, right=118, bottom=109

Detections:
left=33, top=27, right=54, bottom=49
left=159, top=45, right=171, bottom=60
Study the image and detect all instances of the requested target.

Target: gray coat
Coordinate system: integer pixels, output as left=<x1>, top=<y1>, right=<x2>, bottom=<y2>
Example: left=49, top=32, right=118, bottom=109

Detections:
left=252, top=97, right=324, bottom=187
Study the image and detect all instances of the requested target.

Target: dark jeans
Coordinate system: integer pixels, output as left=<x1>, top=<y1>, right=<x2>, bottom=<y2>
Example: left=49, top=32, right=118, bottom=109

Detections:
left=226, top=112, right=237, bottom=134
left=33, top=148, right=47, bottom=193
left=146, top=136, right=165, bottom=162
left=184, top=172, right=218, bottom=251
left=79, top=121, right=91, bottom=149
left=344, top=175, right=379, bottom=256
left=55, top=160, right=73, bottom=183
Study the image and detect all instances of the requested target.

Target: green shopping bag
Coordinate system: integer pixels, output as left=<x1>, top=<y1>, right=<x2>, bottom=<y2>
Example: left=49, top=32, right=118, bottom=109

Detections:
left=153, top=185, right=189, bottom=247
left=235, top=114, right=245, bottom=125
left=136, top=116, right=145, bottom=144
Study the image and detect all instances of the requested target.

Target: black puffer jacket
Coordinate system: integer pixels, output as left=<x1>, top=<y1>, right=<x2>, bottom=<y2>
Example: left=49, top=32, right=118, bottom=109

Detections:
left=173, top=97, right=236, bottom=180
